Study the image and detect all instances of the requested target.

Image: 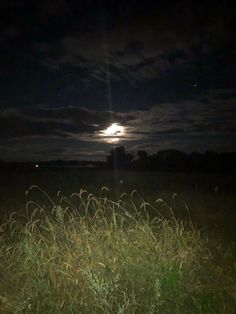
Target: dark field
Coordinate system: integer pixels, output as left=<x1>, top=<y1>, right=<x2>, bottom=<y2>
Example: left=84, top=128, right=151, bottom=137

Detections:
left=0, top=168, right=236, bottom=313
left=1, top=168, right=235, bottom=240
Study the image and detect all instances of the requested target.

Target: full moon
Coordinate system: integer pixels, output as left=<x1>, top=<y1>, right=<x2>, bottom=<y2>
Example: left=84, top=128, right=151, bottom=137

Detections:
left=103, top=123, right=124, bottom=136
left=101, top=123, right=125, bottom=143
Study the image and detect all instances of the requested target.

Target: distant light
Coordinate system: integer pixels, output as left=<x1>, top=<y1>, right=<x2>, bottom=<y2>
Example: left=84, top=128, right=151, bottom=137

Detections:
left=194, top=83, right=198, bottom=87
left=35, top=164, right=39, bottom=168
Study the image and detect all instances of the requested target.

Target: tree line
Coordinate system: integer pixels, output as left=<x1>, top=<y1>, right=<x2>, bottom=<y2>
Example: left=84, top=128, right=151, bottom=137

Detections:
left=106, top=146, right=236, bottom=172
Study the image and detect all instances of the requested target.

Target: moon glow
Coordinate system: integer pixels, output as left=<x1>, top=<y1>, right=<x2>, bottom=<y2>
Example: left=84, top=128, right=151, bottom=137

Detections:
left=101, top=123, right=125, bottom=143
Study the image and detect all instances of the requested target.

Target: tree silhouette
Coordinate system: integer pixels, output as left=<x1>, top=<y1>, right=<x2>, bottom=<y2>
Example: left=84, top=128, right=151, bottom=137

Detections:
left=135, top=150, right=149, bottom=169
left=137, top=150, right=148, bottom=160
left=107, top=146, right=134, bottom=169
left=105, top=146, right=236, bottom=172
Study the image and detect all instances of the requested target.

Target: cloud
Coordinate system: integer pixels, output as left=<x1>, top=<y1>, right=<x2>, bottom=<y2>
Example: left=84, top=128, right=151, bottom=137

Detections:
left=1, top=0, right=235, bottom=112
left=0, top=106, right=134, bottom=141
left=130, top=90, right=236, bottom=135
left=1, top=87, right=236, bottom=160
left=32, top=1, right=235, bottom=83
left=1, top=88, right=236, bottom=142
left=0, top=113, right=70, bottom=139
left=0, top=108, right=93, bottom=140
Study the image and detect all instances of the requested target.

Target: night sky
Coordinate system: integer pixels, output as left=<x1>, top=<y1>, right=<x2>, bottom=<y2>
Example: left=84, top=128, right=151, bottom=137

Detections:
left=1, top=0, right=236, bottom=161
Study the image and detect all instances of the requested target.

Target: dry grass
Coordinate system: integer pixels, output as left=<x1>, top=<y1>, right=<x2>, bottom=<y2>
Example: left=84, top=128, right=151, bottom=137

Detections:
left=0, top=186, right=235, bottom=313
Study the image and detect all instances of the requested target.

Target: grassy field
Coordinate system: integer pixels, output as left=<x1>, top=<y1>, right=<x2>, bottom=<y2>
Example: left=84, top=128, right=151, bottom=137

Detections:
left=0, top=169, right=236, bottom=313
left=1, top=169, right=235, bottom=240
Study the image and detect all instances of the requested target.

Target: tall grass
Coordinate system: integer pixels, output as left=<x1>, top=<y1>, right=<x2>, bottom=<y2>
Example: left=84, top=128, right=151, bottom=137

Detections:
left=0, top=186, right=235, bottom=313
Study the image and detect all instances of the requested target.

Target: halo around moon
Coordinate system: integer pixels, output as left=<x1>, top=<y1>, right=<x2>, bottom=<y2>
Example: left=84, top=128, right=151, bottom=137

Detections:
left=100, top=123, right=125, bottom=143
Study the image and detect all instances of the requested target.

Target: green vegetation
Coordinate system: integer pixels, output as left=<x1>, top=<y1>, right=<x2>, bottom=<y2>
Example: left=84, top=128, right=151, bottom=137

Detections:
left=0, top=186, right=235, bottom=313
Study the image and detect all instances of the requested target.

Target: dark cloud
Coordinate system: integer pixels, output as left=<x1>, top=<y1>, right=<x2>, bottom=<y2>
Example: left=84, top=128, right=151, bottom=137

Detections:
left=1, top=0, right=235, bottom=84
left=0, top=108, right=99, bottom=140
left=0, top=1, right=235, bottom=159
left=34, top=0, right=235, bottom=84
left=0, top=106, right=134, bottom=141
left=0, top=87, right=235, bottom=160
left=0, top=113, right=70, bottom=139
left=127, top=90, right=236, bottom=137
